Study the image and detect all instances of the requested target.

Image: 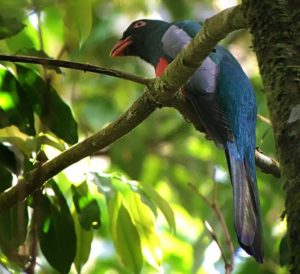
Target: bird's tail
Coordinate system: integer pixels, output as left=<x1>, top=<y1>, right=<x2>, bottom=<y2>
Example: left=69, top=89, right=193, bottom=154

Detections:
left=225, top=142, right=264, bottom=263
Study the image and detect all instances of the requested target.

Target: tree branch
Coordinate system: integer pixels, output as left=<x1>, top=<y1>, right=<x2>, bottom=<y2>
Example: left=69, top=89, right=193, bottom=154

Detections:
left=0, top=54, right=152, bottom=86
left=0, top=5, right=280, bottom=212
left=255, top=150, right=280, bottom=178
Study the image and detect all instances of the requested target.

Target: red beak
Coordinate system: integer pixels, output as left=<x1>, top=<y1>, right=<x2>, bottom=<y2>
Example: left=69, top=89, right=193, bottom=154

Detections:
left=110, top=36, right=132, bottom=57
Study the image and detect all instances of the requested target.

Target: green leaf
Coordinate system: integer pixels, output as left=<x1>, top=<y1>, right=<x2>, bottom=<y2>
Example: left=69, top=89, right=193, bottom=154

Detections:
left=63, top=0, right=94, bottom=48
left=0, top=166, right=28, bottom=257
left=73, top=212, right=93, bottom=274
left=108, top=193, right=122, bottom=240
left=4, top=24, right=36, bottom=52
left=72, top=182, right=101, bottom=230
left=115, top=203, right=143, bottom=274
left=279, top=234, right=290, bottom=266
left=93, top=172, right=134, bottom=199
left=0, top=2, right=27, bottom=20
left=108, top=194, right=143, bottom=273
left=34, top=134, right=66, bottom=152
left=92, top=172, right=114, bottom=197
left=36, top=181, right=76, bottom=274
left=0, top=67, right=35, bottom=135
left=124, top=192, right=162, bottom=270
left=16, top=65, right=78, bottom=144
left=111, top=173, right=133, bottom=198
left=0, top=16, right=25, bottom=39
left=140, top=182, right=176, bottom=232
left=95, top=173, right=169, bottom=269
left=79, top=200, right=101, bottom=230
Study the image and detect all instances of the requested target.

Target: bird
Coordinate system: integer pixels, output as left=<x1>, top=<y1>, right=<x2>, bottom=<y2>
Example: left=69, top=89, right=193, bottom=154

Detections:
left=110, top=19, right=263, bottom=262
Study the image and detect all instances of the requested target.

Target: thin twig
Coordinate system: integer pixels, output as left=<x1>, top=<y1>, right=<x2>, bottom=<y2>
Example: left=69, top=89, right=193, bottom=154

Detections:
left=25, top=200, right=38, bottom=274
left=257, top=114, right=272, bottom=126
left=188, top=181, right=234, bottom=274
left=36, top=9, right=44, bottom=51
left=211, top=173, right=234, bottom=273
left=255, top=149, right=280, bottom=178
left=0, top=54, right=152, bottom=86
left=204, top=220, right=230, bottom=272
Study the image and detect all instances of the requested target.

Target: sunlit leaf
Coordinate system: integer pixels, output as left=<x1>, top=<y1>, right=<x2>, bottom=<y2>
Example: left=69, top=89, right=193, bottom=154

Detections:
left=94, top=172, right=169, bottom=269
left=63, top=0, right=94, bottom=49
left=140, top=182, right=176, bottom=232
left=111, top=173, right=133, bottom=198
left=4, top=21, right=36, bottom=52
left=115, top=204, right=143, bottom=274
left=107, top=193, right=122, bottom=241
left=36, top=181, right=76, bottom=273
left=0, top=92, right=15, bottom=111
left=35, top=134, right=66, bottom=151
left=124, top=191, right=162, bottom=270
left=108, top=193, right=143, bottom=273
left=73, top=211, right=93, bottom=274
left=159, top=231, right=193, bottom=273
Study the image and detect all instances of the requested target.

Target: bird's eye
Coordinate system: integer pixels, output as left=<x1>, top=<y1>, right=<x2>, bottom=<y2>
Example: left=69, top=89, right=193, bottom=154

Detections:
left=133, top=21, right=146, bottom=28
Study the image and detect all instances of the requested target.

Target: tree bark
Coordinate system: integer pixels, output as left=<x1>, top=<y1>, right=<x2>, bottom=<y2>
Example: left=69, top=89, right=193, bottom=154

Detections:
left=242, top=0, right=300, bottom=272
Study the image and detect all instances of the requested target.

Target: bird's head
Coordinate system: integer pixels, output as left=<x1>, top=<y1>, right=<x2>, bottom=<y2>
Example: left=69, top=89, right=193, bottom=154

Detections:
left=110, top=19, right=170, bottom=66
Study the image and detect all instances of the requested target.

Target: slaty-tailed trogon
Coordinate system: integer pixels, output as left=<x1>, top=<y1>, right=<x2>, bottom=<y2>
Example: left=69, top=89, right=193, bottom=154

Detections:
left=110, top=19, right=263, bottom=263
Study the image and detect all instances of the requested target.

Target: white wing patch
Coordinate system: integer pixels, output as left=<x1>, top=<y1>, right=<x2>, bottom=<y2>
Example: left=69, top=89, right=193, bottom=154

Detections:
left=161, top=25, right=191, bottom=58
left=162, top=25, right=218, bottom=94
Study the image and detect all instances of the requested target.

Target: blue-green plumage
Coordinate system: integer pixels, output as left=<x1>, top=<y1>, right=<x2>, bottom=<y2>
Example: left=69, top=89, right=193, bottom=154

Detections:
left=110, top=19, right=263, bottom=262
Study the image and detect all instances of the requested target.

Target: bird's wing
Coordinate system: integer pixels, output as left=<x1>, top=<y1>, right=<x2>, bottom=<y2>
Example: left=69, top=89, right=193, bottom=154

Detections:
left=161, top=25, right=233, bottom=145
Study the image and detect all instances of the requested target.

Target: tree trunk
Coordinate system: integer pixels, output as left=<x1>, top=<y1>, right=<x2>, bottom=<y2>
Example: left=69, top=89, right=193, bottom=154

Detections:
left=242, top=0, right=300, bottom=272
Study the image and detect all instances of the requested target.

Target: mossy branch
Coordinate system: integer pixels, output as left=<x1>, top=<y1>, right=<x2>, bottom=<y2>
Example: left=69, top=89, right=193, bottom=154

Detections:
left=0, top=5, right=279, bottom=212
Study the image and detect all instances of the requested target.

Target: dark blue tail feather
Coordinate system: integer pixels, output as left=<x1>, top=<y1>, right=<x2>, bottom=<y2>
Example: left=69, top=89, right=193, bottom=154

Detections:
left=225, top=142, right=264, bottom=262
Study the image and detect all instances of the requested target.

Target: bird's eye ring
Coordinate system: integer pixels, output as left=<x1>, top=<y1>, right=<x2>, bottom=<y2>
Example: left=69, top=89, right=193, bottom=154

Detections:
left=133, top=21, right=146, bottom=28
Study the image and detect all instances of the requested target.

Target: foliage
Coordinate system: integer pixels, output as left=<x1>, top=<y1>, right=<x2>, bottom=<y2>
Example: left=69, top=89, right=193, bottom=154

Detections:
left=0, top=0, right=286, bottom=273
